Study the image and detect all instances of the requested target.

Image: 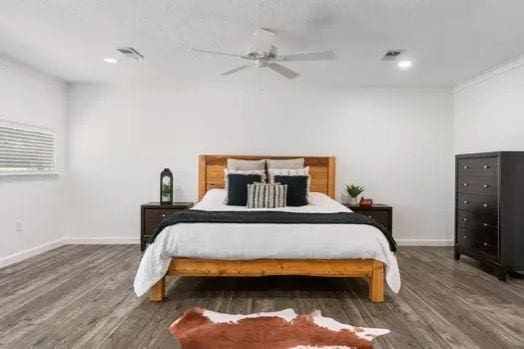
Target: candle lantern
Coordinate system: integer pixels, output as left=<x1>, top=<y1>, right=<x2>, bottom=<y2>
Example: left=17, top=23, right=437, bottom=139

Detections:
left=160, top=168, right=173, bottom=205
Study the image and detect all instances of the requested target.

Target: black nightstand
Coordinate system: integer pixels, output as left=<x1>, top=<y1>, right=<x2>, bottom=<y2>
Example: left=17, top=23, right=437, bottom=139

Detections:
left=140, top=202, right=194, bottom=251
left=343, top=203, right=393, bottom=234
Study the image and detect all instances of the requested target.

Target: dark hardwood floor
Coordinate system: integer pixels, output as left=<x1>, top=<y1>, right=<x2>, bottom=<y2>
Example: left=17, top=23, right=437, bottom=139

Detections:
left=1, top=245, right=523, bottom=348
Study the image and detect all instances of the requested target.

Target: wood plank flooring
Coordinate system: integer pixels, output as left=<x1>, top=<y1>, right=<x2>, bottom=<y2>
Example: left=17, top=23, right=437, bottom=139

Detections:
left=1, top=245, right=523, bottom=348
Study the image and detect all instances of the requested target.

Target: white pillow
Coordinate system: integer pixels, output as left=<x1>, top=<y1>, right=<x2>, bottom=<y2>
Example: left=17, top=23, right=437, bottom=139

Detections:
left=266, top=158, right=305, bottom=169
left=227, top=159, right=266, bottom=171
left=267, top=166, right=309, bottom=183
left=224, top=168, right=266, bottom=189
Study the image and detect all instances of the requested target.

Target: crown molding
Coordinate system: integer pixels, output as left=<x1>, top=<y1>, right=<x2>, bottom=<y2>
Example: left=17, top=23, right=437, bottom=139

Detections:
left=453, top=55, right=524, bottom=93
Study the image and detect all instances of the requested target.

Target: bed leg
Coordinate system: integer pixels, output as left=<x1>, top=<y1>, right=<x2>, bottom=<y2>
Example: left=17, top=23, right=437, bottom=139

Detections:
left=369, top=261, right=384, bottom=303
left=150, top=276, right=166, bottom=302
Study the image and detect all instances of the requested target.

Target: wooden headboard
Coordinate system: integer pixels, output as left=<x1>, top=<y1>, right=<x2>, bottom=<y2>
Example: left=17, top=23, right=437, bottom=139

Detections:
left=198, top=155, right=336, bottom=200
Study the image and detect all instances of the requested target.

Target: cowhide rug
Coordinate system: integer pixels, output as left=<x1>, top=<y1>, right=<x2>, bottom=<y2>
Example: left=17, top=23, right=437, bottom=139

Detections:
left=169, top=308, right=389, bottom=348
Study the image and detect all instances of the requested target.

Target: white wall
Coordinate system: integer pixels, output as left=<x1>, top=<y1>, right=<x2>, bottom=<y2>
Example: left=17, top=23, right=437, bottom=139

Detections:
left=66, top=81, right=454, bottom=244
left=3, top=50, right=522, bottom=264
left=0, top=57, right=67, bottom=264
left=454, top=58, right=524, bottom=153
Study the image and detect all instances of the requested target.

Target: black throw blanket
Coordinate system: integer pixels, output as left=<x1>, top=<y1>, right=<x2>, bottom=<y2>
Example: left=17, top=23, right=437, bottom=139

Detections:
left=148, top=210, right=397, bottom=252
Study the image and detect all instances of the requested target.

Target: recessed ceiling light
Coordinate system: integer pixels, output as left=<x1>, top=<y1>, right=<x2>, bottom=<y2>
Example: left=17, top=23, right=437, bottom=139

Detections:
left=103, top=57, right=118, bottom=64
left=397, top=60, right=413, bottom=70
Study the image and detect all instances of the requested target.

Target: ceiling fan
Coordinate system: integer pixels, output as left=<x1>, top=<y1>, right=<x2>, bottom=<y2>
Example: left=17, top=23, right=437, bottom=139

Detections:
left=192, top=28, right=335, bottom=79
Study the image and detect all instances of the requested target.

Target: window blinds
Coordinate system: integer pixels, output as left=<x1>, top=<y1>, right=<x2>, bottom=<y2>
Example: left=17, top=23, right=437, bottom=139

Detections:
left=0, top=120, right=56, bottom=173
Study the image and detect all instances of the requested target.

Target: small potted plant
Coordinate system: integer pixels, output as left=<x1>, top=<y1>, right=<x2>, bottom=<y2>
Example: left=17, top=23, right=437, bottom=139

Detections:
left=345, top=184, right=365, bottom=206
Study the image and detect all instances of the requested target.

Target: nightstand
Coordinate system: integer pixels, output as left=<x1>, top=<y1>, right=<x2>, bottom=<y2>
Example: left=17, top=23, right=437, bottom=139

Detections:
left=343, top=203, right=393, bottom=234
left=140, top=202, right=194, bottom=251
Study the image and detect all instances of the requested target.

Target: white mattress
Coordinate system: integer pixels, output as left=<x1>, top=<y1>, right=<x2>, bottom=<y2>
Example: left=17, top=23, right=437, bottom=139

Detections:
left=134, top=189, right=401, bottom=296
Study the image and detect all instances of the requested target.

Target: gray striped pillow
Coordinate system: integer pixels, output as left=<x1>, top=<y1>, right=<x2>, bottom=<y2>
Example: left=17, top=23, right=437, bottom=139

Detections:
left=247, top=183, right=287, bottom=208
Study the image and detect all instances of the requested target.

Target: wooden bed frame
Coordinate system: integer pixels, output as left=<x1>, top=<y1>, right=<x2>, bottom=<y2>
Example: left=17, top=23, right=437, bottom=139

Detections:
left=149, top=155, right=385, bottom=303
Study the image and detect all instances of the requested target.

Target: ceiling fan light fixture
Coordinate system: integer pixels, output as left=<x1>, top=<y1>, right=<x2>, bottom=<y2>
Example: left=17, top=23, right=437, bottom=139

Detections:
left=397, top=59, right=413, bottom=70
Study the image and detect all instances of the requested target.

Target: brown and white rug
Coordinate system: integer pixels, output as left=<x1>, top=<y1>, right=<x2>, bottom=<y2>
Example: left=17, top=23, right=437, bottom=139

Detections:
left=169, top=307, right=389, bottom=348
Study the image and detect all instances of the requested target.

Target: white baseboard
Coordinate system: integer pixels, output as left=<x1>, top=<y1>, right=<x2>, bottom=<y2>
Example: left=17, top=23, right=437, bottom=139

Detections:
left=0, top=236, right=139, bottom=268
left=61, top=236, right=140, bottom=244
left=0, top=238, right=64, bottom=268
left=397, top=239, right=454, bottom=246
left=1, top=236, right=452, bottom=269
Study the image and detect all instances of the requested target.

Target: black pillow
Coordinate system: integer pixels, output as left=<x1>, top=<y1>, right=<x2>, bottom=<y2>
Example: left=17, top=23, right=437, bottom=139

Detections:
left=273, top=175, right=308, bottom=206
left=226, top=174, right=263, bottom=206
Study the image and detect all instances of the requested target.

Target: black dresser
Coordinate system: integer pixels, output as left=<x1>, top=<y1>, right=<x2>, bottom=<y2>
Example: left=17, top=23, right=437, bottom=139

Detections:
left=454, top=152, right=524, bottom=280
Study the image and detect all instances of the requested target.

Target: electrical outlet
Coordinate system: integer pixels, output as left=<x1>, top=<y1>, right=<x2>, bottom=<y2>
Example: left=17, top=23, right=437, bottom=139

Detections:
left=16, top=221, right=23, bottom=232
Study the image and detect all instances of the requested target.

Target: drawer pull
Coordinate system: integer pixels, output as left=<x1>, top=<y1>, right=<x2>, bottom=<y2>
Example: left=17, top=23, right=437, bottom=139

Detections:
left=482, top=184, right=490, bottom=188
left=463, top=218, right=468, bottom=222
left=483, top=203, right=488, bottom=208
left=463, top=165, right=469, bottom=169
left=483, top=223, right=488, bottom=227
left=483, top=165, right=490, bottom=169
left=483, top=242, right=488, bottom=246
left=161, top=214, right=166, bottom=218
left=463, top=235, right=468, bottom=239
left=463, top=183, right=468, bottom=187
left=463, top=200, right=469, bottom=204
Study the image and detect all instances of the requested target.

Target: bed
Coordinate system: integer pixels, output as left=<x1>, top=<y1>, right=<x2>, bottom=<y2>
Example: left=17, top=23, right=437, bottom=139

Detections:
left=134, top=155, right=400, bottom=303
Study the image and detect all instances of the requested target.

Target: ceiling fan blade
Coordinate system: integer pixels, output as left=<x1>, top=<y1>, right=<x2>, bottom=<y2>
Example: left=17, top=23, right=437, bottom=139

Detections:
left=221, top=64, right=252, bottom=76
left=267, top=63, right=300, bottom=79
left=192, top=48, right=243, bottom=57
left=276, top=51, right=335, bottom=62
left=253, top=28, right=275, bottom=54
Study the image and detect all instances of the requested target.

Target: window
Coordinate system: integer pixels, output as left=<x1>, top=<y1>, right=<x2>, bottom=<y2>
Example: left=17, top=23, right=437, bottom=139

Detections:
left=0, top=120, right=56, bottom=174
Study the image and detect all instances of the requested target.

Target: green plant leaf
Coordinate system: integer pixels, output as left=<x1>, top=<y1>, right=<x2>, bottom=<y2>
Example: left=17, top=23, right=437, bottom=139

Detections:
left=345, top=184, right=365, bottom=197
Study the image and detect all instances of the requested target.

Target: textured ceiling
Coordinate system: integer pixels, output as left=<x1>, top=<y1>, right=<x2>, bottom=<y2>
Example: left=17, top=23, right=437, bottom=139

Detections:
left=1, top=0, right=524, bottom=86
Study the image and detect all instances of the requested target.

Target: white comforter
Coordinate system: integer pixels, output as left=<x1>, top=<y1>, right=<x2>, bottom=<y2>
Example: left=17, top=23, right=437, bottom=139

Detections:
left=134, top=189, right=401, bottom=296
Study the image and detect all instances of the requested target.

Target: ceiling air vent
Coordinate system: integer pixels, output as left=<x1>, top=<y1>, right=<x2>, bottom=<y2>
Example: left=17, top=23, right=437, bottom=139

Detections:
left=381, top=49, right=406, bottom=61
left=117, top=47, right=144, bottom=60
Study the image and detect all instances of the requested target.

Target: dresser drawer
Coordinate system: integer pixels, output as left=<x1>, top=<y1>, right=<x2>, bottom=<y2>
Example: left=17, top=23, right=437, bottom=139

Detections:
left=355, top=210, right=389, bottom=229
left=456, top=228, right=472, bottom=249
left=457, top=193, right=498, bottom=214
left=457, top=157, right=498, bottom=177
left=456, top=227, right=499, bottom=259
left=471, top=239, right=499, bottom=259
left=457, top=210, right=498, bottom=229
left=140, top=202, right=194, bottom=251
left=143, top=209, right=176, bottom=235
left=457, top=176, right=498, bottom=196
